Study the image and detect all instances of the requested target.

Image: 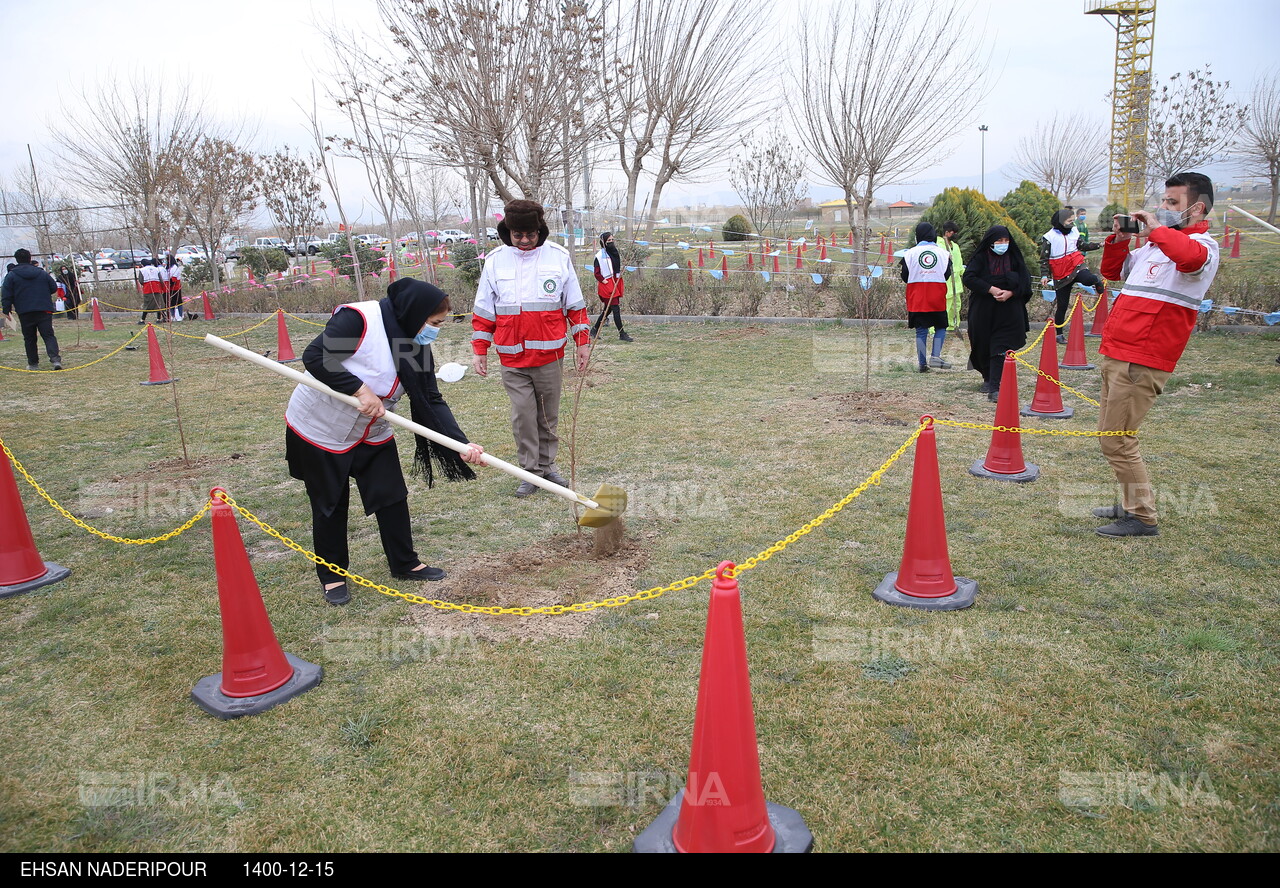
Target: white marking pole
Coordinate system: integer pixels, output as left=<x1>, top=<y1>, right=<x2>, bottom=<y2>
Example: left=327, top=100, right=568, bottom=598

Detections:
left=1228, top=205, right=1280, bottom=235
left=202, top=333, right=599, bottom=509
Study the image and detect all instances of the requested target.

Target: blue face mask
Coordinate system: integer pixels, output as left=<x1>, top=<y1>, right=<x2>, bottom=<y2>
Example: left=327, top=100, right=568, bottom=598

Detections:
left=991, top=242, right=1010, bottom=255
left=414, top=324, right=440, bottom=346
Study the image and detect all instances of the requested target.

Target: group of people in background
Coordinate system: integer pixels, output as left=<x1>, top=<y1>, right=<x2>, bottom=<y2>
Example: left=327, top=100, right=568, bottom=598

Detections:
left=136, top=256, right=185, bottom=324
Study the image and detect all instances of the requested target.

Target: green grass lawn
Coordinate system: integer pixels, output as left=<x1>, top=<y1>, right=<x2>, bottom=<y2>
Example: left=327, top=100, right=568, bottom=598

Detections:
left=1, top=311, right=1277, bottom=852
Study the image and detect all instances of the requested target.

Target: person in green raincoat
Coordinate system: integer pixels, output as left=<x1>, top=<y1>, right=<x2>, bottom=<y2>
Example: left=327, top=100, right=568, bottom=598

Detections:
left=927, top=221, right=966, bottom=368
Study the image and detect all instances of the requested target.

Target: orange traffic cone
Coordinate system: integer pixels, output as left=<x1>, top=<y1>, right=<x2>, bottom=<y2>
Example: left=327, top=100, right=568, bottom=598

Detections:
left=1087, top=286, right=1109, bottom=337
left=139, top=325, right=177, bottom=385
left=202, top=291, right=216, bottom=321
left=0, top=444, right=72, bottom=598
left=634, top=562, right=813, bottom=853
left=191, top=488, right=322, bottom=719
left=698, top=248, right=705, bottom=268
left=90, top=298, right=107, bottom=331
left=970, top=353, right=1039, bottom=482
left=1022, top=318, right=1074, bottom=419
left=1222, top=225, right=1231, bottom=249
left=873, top=418, right=978, bottom=610
left=720, top=255, right=728, bottom=279
left=0, top=317, right=5, bottom=340
left=746, top=251, right=754, bottom=270
left=1060, top=297, right=1096, bottom=370
left=819, top=243, right=827, bottom=261
left=1231, top=229, right=1241, bottom=258
left=772, top=254, right=780, bottom=273
left=686, top=260, right=694, bottom=285
left=794, top=248, right=803, bottom=269
left=709, top=240, right=716, bottom=258
left=275, top=310, right=300, bottom=362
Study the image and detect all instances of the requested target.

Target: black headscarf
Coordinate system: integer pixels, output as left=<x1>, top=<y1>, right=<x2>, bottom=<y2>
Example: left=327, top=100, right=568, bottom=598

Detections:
left=966, top=225, right=1032, bottom=298
left=914, top=222, right=936, bottom=243
left=1051, top=209, right=1074, bottom=235
left=599, top=231, right=622, bottom=276
left=381, top=278, right=476, bottom=486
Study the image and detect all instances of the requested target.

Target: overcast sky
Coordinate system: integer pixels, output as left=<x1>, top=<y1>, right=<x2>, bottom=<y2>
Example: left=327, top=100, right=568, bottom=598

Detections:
left=0, top=0, right=1275, bottom=227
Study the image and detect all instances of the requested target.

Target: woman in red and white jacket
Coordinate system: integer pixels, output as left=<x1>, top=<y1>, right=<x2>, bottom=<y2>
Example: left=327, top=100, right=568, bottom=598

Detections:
left=590, top=231, right=632, bottom=342
left=1039, top=209, right=1103, bottom=341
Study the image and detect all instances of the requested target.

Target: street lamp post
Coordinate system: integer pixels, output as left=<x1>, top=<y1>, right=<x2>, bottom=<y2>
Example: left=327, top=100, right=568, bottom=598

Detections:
left=978, top=125, right=989, bottom=196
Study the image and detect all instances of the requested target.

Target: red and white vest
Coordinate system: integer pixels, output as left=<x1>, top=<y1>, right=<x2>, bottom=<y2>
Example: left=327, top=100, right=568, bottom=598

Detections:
left=1043, top=228, right=1084, bottom=280
left=138, top=264, right=165, bottom=296
left=902, top=241, right=948, bottom=313
left=285, top=302, right=403, bottom=452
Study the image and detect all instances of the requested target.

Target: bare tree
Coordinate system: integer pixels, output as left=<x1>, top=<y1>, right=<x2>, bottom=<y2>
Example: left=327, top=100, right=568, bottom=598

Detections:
left=178, top=137, right=260, bottom=288
left=304, top=90, right=366, bottom=301
left=793, top=0, right=986, bottom=265
left=1012, top=113, right=1108, bottom=201
left=730, top=128, right=808, bottom=238
left=1239, top=69, right=1280, bottom=224
left=52, top=74, right=203, bottom=257
left=1145, top=66, right=1248, bottom=197
left=260, top=146, right=326, bottom=246
left=634, top=0, right=769, bottom=238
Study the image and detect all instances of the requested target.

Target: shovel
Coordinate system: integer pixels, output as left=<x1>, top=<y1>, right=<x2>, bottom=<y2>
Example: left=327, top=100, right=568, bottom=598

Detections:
left=204, top=333, right=626, bottom=529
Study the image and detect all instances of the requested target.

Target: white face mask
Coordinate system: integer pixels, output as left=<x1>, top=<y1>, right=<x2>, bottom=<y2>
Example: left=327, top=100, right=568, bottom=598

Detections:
left=1154, top=204, right=1200, bottom=229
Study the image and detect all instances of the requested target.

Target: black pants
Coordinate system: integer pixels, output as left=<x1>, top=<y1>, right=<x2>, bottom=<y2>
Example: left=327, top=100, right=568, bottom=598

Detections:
left=591, top=301, right=624, bottom=335
left=311, top=489, right=419, bottom=586
left=18, top=312, right=60, bottom=366
left=1054, top=267, right=1104, bottom=327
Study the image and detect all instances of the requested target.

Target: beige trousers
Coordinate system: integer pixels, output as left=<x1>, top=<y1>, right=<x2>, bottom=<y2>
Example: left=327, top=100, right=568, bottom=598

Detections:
left=1096, top=355, right=1172, bottom=524
left=500, top=360, right=563, bottom=475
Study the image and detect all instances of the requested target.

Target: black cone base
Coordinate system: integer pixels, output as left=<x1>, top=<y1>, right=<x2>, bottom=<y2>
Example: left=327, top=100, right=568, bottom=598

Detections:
left=1060, top=363, right=1096, bottom=371
left=1021, top=404, right=1074, bottom=419
left=872, top=572, right=978, bottom=611
left=0, top=562, right=71, bottom=599
left=633, top=790, right=814, bottom=853
left=191, top=652, right=322, bottom=720
left=969, top=459, right=1040, bottom=483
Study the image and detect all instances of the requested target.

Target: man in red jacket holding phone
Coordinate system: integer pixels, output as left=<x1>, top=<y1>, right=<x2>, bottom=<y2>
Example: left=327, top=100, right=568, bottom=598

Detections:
left=1093, top=172, right=1220, bottom=538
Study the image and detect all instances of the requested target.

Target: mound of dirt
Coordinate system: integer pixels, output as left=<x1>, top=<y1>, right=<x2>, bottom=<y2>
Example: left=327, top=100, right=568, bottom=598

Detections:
left=403, top=531, right=652, bottom=642
left=776, top=390, right=955, bottom=427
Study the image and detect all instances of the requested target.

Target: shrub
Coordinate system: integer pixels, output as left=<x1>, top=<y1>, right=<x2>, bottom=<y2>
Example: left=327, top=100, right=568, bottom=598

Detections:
left=1099, top=202, right=1127, bottom=233
left=917, top=187, right=1038, bottom=267
left=999, top=180, right=1060, bottom=244
left=238, top=246, right=290, bottom=277
left=723, top=214, right=752, bottom=242
left=320, top=236, right=381, bottom=280
left=450, top=242, right=484, bottom=288
left=183, top=257, right=214, bottom=287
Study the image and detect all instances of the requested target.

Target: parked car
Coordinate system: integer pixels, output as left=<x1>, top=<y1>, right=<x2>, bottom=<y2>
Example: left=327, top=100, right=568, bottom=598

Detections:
left=113, top=249, right=153, bottom=269
left=174, top=245, right=208, bottom=263
left=252, top=236, right=293, bottom=256
left=353, top=233, right=390, bottom=249
left=93, top=249, right=119, bottom=271
left=485, top=227, right=499, bottom=240
left=397, top=231, right=419, bottom=246
left=436, top=229, right=470, bottom=244
left=292, top=235, right=324, bottom=255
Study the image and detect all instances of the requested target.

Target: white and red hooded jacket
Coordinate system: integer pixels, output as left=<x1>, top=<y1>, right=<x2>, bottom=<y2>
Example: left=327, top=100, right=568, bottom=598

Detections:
left=472, top=241, right=590, bottom=369
left=138, top=263, right=165, bottom=296
left=1039, top=210, right=1100, bottom=282
left=1099, top=221, right=1219, bottom=373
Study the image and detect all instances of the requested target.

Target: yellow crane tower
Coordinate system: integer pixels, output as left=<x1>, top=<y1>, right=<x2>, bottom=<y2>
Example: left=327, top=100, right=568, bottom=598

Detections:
left=1085, top=0, right=1157, bottom=212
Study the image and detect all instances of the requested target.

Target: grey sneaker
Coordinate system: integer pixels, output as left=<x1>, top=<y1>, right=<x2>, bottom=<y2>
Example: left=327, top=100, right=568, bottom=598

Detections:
left=1056, top=333, right=1068, bottom=345
left=52, top=359, right=63, bottom=370
left=929, top=356, right=952, bottom=369
left=543, top=471, right=570, bottom=488
left=514, top=480, right=539, bottom=498
left=27, top=363, right=39, bottom=371
left=1092, top=504, right=1136, bottom=520
left=1096, top=516, right=1159, bottom=538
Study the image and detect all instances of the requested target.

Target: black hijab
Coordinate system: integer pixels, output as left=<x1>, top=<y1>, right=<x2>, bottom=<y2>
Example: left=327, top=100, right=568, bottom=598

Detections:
left=1051, top=209, right=1074, bottom=235
left=967, top=225, right=1031, bottom=297
left=914, top=221, right=936, bottom=243
left=381, top=278, right=475, bottom=486
left=599, top=231, right=621, bottom=276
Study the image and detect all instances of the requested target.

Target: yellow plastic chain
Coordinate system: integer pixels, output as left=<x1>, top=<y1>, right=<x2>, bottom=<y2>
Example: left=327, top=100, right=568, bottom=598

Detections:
left=213, top=426, right=924, bottom=612
left=0, top=328, right=146, bottom=373
left=1012, top=353, right=1101, bottom=407
left=95, top=299, right=150, bottom=313
left=167, top=314, right=275, bottom=340
left=281, top=310, right=329, bottom=328
left=932, top=418, right=1136, bottom=437
left=1, top=438, right=211, bottom=544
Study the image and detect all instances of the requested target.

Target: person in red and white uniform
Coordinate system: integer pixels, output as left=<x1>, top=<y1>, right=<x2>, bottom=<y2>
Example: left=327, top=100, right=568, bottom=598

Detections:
left=137, top=259, right=166, bottom=324
left=285, top=279, right=485, bottom=604
left=899, top=222, right=953, bottom=372
left=166, top=256, right=184, bottom=321
left=590, top=231, right=632, bottom=342
left=1092, top=172, right=1221, bottom=538
left=472, top=200, right=591, bottom=497
left=1039, top=209, right=1104, bottom=342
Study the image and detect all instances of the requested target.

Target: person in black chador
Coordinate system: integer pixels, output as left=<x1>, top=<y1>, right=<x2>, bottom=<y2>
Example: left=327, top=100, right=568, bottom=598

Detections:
left=963, top=225, right=1032, bottom=402
left=284, top=278, right=486, bottom=605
